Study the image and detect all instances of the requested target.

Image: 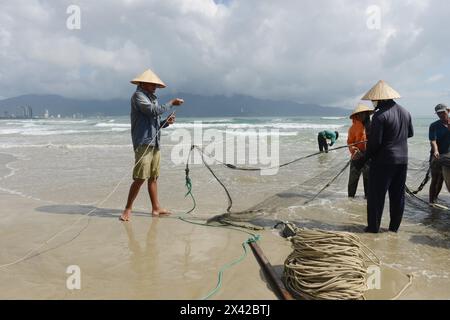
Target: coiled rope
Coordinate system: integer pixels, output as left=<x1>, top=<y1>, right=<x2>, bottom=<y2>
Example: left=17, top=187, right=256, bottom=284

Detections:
left=283, top=227, right=413, bottom=300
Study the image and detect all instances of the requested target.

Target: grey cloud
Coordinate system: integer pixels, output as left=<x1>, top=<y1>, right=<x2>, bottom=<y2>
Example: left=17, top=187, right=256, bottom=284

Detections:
left=0, top=0, right=449, bottom=114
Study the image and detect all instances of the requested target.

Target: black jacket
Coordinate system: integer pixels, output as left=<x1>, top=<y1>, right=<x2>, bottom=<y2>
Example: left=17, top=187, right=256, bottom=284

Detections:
left=366, top=100, right=414, bottom=165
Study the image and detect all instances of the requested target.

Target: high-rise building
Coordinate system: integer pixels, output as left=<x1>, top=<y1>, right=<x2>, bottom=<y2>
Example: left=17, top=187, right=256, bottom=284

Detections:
left=20, top=106, right=33, bottom=118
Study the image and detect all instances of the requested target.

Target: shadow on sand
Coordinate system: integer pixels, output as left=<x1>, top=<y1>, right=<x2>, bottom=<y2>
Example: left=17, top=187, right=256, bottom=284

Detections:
left=35, top=204, right=150, bottom=219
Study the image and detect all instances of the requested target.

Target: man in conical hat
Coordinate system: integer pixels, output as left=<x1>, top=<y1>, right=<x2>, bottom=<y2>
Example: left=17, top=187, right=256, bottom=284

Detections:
left=347, top=103, right=373, bottom=198
left=361, top=80, right=414, bottom=233
left=120, top=69, right=184, bottom=222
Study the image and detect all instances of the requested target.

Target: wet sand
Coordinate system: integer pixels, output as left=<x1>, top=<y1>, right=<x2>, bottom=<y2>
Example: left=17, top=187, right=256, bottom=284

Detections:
left=0, top=186, right=440, bottom=300
left=0, top=191, right=291, bottom=299
left=0, top=141, right=449, bottom=300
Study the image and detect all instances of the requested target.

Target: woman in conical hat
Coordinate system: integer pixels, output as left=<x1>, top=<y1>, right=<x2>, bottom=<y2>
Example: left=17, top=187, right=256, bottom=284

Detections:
left=120, top=68, right=184, bottom=222
left=347, top=103, right=373, bottom=198
left=359, top=80, right=413, bottom=234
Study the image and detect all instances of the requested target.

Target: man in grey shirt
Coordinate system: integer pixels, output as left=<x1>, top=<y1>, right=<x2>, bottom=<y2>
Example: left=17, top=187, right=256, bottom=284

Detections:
left=120, top=69, right=184, bottom=221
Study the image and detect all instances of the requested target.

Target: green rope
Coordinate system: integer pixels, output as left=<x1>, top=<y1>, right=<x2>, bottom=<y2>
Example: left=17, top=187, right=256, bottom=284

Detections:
left=178, top=217, right=261, bottom=300
left=179, top=145, right=264, bottom=300
left=200, top=235, right=261, bottom=300
left=184, top=174, right=196, bottom=214
left=184, top=146, right=197, bottom=215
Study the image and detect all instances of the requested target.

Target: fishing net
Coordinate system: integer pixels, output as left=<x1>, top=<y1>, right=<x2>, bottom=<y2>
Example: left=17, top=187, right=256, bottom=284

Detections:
left=187, top=144, right=449, bottom=228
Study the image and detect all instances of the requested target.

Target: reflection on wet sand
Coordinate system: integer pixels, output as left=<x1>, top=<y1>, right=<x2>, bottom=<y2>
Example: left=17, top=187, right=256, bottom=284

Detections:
left=121, top=219, right=160, bottom=297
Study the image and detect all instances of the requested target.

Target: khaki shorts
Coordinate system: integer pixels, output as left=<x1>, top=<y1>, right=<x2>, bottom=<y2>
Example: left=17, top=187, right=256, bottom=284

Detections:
left=133, top=145, right=161, bottom=180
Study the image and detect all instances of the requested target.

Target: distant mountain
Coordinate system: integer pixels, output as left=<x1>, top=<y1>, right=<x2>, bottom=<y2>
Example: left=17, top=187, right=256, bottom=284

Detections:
left=0, top=93, right=351, bottom=117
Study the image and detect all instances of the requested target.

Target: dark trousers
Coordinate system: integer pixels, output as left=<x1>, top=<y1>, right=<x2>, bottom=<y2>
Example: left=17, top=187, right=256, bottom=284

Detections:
left=318, top=134, right=328, bottom=152
left=429, top=158, right=443, bottom=203
left=348, top=161, right=369, bottom=197
left=367, top=164, right=407, bottom=233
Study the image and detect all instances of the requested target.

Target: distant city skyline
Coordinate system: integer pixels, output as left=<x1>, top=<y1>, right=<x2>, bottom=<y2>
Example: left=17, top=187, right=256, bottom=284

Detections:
left=0, top=93, right=352, bottom=118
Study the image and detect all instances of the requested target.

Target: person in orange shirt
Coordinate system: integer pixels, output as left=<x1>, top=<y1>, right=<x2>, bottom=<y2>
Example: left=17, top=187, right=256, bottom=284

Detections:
left=347, top=104, right=373, bottom=198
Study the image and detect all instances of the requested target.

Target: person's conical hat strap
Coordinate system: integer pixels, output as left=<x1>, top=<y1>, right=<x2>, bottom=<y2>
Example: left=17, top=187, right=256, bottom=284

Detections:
left=361, top=80, right=401, bottom=101
left=130, top=69, right=166, bottom=88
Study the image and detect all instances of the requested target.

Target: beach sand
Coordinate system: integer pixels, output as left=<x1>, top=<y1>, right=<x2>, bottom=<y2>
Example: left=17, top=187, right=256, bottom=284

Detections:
left=0, top=185, right=441, bottom=300
left=0, top=117, right=449, bottom=300
left=0, top=190, right=291, bottom=300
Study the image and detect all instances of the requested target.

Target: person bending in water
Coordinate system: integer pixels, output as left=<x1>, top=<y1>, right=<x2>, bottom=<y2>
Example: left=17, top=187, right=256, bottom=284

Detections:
left=317, top=130, right=339, bottom=153
left=120, top=69, right=184, bottom=222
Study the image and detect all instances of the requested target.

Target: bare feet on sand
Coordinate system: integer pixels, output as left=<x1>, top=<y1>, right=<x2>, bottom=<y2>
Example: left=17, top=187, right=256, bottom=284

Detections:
left=152, top=209, right=172, bottom=217
left=120, top=209, right=131, bottom=222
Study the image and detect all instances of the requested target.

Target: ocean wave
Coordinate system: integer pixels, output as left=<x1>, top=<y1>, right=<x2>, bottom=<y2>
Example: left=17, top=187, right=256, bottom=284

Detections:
left=4, top=120, right=35, bottom=125
left=95, top=122, right=131, bottom=128
left=171, top=122, right=346, bottom=130
left=0, top=127, right=129, bottom=136
left=0, top=186, right=52, bottom=203
left=22, top=123, right=39, bottom=128
left=0, top=143, right=132, bottom=149
left=272, top=123, right=346, bottom=129
left=217, top=130, right=298, bottom=137
left=37, top=120, right=89, bottom=124
left=20, top=129, right=95, bottom=136
left=321, top=117, right=346, bottom=120
left=0, top=161, right=18, bottom=181
left=0, top=129, right=23, bottom=135
left=64, top=144, right=132, bottom=149
left=5, top=119, right=88, bottom=125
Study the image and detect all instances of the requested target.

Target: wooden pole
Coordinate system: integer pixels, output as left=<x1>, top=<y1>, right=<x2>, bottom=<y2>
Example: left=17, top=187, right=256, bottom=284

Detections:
left=248, top=241, right=295, bottom=300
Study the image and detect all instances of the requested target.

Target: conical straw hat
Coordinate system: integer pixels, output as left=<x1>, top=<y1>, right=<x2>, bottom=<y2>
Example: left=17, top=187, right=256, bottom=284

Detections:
left=361, top=80, right=401, bottom=101
left=350, top=103, right=374, bottom=119
left=130, top=69, right=166, bottom=88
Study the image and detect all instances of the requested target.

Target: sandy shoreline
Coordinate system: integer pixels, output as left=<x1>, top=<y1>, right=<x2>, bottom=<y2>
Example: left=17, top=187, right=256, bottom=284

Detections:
left=0, top=147, right=449, bottom=300
left=0, top=189, right=439, bottom=300
left=0, top=191, right=292, bottom=299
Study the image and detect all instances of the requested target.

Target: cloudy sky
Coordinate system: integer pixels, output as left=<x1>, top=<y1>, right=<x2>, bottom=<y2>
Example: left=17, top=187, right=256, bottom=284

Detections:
left=0, top=0, right=449, bottom=115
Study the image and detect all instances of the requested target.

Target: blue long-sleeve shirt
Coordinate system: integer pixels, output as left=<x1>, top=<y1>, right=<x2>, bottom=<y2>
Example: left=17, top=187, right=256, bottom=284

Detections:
left=366, top=100, right=414, bottom=165
left=130, top=86, right=174, bottom=150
